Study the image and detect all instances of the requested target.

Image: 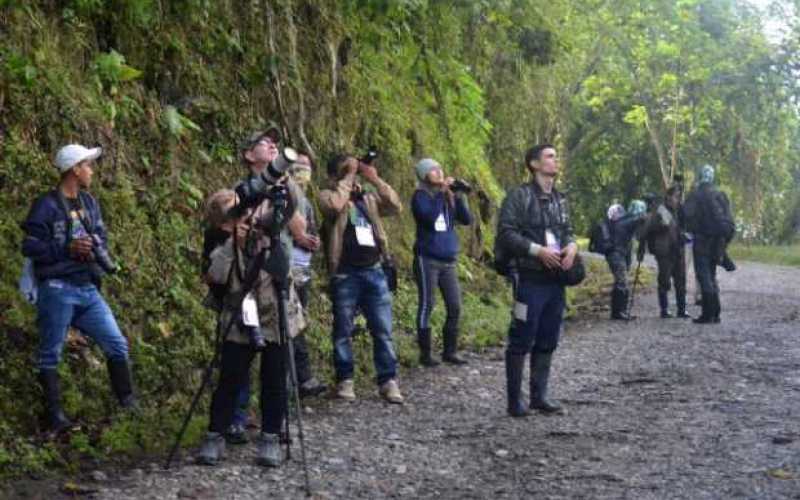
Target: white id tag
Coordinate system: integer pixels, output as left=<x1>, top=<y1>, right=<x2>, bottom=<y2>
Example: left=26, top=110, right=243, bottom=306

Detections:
left=242, top=293, right=260, bottom=327
left=545, top=230, right=560, bottom=251
left=355, top=225, right=377, bottom=247
left=434, top=213, right=447, bottom=232
left=514, top=301, right=528, bottom=322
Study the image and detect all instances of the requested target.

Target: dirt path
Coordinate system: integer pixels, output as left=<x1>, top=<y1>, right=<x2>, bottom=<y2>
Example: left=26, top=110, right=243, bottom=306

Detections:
left=24, top=259, right=800, bottom=499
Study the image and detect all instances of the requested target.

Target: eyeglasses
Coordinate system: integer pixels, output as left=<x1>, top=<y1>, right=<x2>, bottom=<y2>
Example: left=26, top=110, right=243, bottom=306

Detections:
left=257, top=138, right=277, bottom=147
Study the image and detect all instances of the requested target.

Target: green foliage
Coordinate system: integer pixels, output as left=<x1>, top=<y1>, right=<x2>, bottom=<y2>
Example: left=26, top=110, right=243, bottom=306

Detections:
left=0, top=0, right=795, bottom=478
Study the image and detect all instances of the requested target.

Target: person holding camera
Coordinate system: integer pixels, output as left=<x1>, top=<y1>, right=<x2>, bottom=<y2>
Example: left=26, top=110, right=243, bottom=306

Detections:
left=197, top=161, right=307, bottom=466
left=220, top=130, right=326, bottom=446
left=411, top=158, right=473, bottom=367
left=495, top=144, right=577, bottom=417
left=319, top=153, right=404, bottom=404
left=22, top=144, right=136, bottom=433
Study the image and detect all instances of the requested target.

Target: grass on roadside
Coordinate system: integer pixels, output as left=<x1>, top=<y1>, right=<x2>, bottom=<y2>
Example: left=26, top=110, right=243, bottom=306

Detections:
left=727, top=242, right=800, bottom=268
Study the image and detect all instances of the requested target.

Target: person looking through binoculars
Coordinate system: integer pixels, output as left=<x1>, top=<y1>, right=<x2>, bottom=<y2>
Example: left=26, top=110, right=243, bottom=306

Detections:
left=411, top=158, right=473, bottom=367
left=319, top=153, right=405, bottom=404
left=22, top=144, right=136, bottom=434
left=196, top=131, right=307, bottom=468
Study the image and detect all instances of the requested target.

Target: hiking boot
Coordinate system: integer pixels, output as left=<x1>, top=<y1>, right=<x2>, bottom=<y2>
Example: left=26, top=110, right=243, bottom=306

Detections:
left=197, top=432, right=226, bottom=465
left=256, top=432, right=282, bottom=467
left=107, top=359, right=138, bottom=410
left=610, top=289, right=631, bottom=320
left=336, top=379, right=356, bottom=401
left=658, top=292, right=672, bottom=318
left=693, top=293, right=716, bottom=324
left=298, top=377, right=327, bottom=399
left=38, top=369, right=76, bottom=434
left=442, top=353, right=468, bottom=365
left=505, top=351, right=529, bottom=418
left=379, top=379, right=404, bottom=404
left=224, top=423, right=248, bottom=445
left=529, top=351, right=565, bottom=415
left=676, top=293, right=690, bottom=318
left=417, top=328, right=440, bottom=367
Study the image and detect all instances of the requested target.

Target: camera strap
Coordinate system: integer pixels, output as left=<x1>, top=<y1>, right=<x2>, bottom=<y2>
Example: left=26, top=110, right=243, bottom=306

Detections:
left=55, top=190, right=95, bottom=244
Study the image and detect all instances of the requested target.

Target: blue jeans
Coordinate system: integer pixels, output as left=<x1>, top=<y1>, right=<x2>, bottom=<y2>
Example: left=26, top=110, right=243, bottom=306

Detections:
left=36, top=279, right=128, bottom=370
left=331, top=265, right=397, bottom=385
left=693, top=251, right=719, bottom=295
left=507, top=279, right=565, bottom=355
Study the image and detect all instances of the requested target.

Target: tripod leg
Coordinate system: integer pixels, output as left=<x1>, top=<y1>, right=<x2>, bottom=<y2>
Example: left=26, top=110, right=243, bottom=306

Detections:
left=165, top=348, right=220, bottom=469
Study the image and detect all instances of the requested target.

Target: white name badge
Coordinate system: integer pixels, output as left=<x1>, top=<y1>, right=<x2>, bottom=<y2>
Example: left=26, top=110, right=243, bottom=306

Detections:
left=355, top=225, right=377, bottom=247
left=545, top=230, right=560, bottom=251
left=434, top=213, right=447, bottom=232
left=242, top=292, right=260, bottom=327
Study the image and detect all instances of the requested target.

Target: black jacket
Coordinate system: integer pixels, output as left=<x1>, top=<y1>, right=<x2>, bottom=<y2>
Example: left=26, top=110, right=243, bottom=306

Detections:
left=496, top=180, right=575, bottom=282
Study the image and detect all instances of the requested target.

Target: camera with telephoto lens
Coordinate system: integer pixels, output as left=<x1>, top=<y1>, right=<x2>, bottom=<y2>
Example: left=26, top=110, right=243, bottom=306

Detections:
left=230, top=147, right=298, bottom=220
left=90, top=234, right=118, bottom=274
left=450, top=178, right=473, bottom=194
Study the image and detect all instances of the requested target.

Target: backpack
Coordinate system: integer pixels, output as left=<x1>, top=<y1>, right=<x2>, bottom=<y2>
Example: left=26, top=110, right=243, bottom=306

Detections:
left=588, top=220, right=612, bottom=255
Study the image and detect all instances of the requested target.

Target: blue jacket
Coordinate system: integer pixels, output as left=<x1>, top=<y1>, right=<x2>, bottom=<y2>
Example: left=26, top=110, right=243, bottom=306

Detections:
left=22, top=190, right=108, bottom=284
left=411, top=187, right=473, bottom=262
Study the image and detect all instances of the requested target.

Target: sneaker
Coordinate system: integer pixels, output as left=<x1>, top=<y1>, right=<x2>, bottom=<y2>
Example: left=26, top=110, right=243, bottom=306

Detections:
left=224, top=423, right=248, bottom=445
left=379, top=379, right=404, bottom=404
left=197, top=432, right=226, bottom=465
left=442, top=353, right=468, bottom=365
left=336, top=379, right=356, bottom=401
left=298, top=377, right=327, bottom=399
left=255, top=432, right=282, bottom=467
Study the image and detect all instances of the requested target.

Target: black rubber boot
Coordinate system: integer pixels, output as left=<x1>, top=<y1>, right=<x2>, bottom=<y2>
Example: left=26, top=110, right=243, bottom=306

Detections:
left=529, top=351, right=564, bottom=414
left=505, top=351, right=529, bottom=417
left=611, top=289, right=630, bottom=320
left=676, top=291, right=691, bottom=318
left=658, top=291, right=672, bottom=318
left=710, top=293, right=721, bottom=323
left=107, top=359, right=138, bottom=409
left=38, top=369, right=75, bottom=434
left=693, top=294, right=715, bottom=324
left=442, top=327, right=467, bottom=365
left=720, top=255, right=737, bottom=272
left=417, top=328, right=439, bottom=367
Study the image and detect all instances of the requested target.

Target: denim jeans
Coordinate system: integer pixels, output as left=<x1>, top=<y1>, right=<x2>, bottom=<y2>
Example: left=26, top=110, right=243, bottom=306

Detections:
left=36, top=279, right=128, bottom=370
left=507, top=279, right=565, bottom=356
left=331, top=265, right=397, bottom=385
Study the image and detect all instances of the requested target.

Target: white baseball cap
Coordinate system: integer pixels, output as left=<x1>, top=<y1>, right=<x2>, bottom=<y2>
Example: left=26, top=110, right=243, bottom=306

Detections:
left=54, top=144, right=102, bottom=173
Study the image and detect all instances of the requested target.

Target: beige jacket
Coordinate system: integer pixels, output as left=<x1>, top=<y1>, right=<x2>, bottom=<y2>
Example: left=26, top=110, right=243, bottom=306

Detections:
left=207, top=189, right=306, bottom=345
left=318, top=173, right=402, bottom=273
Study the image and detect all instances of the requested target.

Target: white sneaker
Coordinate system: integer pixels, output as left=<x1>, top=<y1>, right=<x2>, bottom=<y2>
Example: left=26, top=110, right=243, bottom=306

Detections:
left=336, top=379, right=356, bottom=401
left=379, top=379, right=404, bottom=404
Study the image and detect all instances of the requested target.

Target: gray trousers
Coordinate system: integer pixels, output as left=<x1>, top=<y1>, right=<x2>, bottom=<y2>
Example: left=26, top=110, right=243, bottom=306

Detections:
left=413, top=254, right=462, bottom=349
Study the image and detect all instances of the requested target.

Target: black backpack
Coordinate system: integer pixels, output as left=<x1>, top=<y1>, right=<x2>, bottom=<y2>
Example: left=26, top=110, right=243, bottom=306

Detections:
left=588, top=220, right=612, bottom=255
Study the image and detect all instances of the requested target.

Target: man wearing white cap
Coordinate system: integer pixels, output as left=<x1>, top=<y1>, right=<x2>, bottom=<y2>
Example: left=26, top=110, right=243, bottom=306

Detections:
left=22, top=144, right=136, bottom=434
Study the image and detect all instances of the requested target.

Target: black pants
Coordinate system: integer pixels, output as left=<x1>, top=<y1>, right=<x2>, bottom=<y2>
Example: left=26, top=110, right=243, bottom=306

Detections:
left=209, top=341, right=286, bottom=435
left=606, top=252, right=629, bottom=295
left=293, top=278, right=313, bottom=383
left=655, top=250, right=686, bottom=296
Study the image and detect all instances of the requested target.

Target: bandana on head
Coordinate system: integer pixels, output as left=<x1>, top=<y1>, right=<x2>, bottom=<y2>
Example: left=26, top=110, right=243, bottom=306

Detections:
left=628, top=199, right=646, bottom=217
left=607, top=203, right=625, bottom=221
left=700, top=164, right=715, bottom=184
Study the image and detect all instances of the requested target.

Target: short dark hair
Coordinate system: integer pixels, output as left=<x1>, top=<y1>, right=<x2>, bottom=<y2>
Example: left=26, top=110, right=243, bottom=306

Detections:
left=326, top=153, right=352, bottom=178
left=524, top=143, right=555, bottom=167
left=666, top=185, right=681, bottom=197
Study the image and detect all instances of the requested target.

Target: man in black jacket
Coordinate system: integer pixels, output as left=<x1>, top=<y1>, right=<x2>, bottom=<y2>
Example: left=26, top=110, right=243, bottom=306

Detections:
left=683, top=165, right=734, bottom=323
left=496, top=144, right=578, bottom=417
